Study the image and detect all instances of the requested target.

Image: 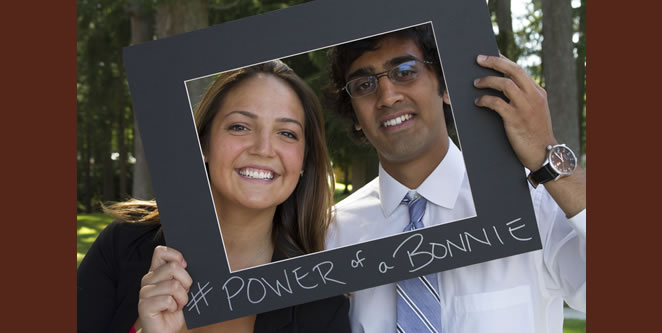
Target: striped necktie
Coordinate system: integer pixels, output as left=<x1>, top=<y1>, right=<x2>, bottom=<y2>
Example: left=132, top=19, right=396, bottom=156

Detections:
left=396, top=192, right=442, bottom=333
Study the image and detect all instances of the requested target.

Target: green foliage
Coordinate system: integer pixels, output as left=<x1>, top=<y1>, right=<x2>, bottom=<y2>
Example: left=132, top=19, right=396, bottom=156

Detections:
left=508, top=0, right=586, bottom=157
left=513, top=0, right=544, bottom=85
left=488, top=0, right=522, bottom=62
left=77, top=0, right=134, bottom=212
left=208, top=0, right=312, bottom=25
left=574, top=0, right=586, bottom=156
left=333, top=185, right=352, bottom=203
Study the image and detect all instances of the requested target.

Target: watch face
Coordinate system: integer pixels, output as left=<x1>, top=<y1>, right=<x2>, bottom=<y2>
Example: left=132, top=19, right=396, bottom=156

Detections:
left=549, top=145, right=577, bottom=175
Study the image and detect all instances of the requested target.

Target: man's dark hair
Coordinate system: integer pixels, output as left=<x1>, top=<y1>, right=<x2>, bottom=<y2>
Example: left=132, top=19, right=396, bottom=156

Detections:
left=325, top=24, right=453, bottom=142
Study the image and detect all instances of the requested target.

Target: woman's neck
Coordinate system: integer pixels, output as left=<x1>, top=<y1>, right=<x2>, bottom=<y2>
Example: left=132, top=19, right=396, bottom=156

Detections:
left=215, top=204, right=276, bottom=271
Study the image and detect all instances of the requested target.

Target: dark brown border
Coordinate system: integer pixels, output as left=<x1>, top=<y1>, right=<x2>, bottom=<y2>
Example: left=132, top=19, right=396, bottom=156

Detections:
left=2, top=1, right=75, bottom=331
left=588, top=1, right=654, bottom=331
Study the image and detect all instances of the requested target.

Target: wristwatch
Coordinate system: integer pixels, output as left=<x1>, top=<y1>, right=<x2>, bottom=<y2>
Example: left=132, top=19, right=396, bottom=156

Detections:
left=527, top=144, right=577, bottom=188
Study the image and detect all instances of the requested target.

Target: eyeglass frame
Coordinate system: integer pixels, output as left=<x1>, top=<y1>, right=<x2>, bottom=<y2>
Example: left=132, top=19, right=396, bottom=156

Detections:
left=342, top=58, right=435, bottom=98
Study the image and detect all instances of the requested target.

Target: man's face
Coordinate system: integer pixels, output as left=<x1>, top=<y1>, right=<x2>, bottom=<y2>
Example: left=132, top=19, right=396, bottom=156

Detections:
left=346, top=36, right=449, bottom=168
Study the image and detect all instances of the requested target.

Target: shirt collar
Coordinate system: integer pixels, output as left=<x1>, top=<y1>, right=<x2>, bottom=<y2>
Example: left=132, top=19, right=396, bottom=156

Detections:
left=379, top=140, right=467, bottom=217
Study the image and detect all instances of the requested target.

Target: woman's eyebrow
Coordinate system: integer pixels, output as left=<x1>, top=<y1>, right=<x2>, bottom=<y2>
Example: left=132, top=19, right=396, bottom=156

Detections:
left=223, top=110, right=256, bottom=119
left=224, top=110, right=303, bottom=130
left=276, top=117, right=303, bottom=131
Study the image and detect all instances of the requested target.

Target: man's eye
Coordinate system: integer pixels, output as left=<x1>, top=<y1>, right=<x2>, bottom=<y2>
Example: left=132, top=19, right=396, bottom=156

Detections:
left=394, top=67, right=417, bottom=79
left=354, top=79, right=375, bottom=92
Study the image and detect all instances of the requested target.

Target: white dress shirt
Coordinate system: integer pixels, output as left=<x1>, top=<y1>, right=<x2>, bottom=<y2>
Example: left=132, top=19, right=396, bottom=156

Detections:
left=326, top=142, right=586, bottom=333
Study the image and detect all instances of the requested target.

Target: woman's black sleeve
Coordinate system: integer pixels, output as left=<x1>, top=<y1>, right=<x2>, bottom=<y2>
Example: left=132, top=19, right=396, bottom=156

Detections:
left=77, top=221, right=121, bottom=333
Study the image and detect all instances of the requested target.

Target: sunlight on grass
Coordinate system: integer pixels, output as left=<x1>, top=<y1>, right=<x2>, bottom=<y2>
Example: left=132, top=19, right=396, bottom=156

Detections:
left=78, top=226, right=97, bottom=235
left=563, top=319, right=586, bottom=333
left=81, top=235, right=98, bottom=243
left=334, top=183, right=352, bottom=192
left=77, top=213, right=113, bottom=268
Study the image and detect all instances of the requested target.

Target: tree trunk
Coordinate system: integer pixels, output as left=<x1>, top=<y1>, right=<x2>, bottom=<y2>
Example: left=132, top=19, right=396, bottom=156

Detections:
left=84, top=108, right=92, bottom=212
left=541, top=0, right=580, bottom=154
left=351, top=156, right=366, bottom=192
left=117, top=68, right=127, bottom=199
left=187, top=75, right=216, bottom=113
left=365, top=152, right=379, bottom=185
left=132, top=125, right=153, bottom=199
left=128, top=0, right=208, bottom=200
left=155, top=0, right=208, bottom=38
left=490, top=0, right=518, bottom=61
left=128, top=0, right=154, bottom=199
left=350, top=151, right=378, bottom=192
left=102, top=118, right=115, bottom=202
left=343, top=163, right=350, bottom=194
left=575, top=0, right=586, bottom=158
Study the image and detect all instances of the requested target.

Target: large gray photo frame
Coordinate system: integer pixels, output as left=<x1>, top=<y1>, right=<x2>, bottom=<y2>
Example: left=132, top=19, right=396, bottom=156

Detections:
left=123, top=0, right=542, bottom=328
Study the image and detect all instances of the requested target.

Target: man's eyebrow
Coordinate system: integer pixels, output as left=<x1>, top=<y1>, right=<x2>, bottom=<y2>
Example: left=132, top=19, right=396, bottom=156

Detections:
left=345, top=55, right=419, bottom=81
left=384, top=55, right=418, bottom=68
left=346, top=66, right=375, bottom=81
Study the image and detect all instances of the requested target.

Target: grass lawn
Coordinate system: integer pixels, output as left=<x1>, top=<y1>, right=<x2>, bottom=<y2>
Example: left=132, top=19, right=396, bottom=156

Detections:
left=77, top=212, right=113, bottom=267
left=563, top=319, right=586, bottom=333
left=77, top=207, right=586, bottom=332
left=334, top=183, right=353, bottom=203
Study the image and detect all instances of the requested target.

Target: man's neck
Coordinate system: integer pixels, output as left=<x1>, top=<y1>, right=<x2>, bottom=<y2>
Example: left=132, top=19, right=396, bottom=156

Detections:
left=380, top=139, right=449, bottom=189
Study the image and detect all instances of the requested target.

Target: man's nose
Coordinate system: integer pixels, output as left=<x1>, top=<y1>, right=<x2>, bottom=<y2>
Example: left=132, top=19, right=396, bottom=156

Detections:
left=375, top=76, right=404, bottom=108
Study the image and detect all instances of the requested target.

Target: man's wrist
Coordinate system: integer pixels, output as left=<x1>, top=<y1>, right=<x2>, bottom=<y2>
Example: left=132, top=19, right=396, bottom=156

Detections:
left=542, top=168, right=586, bottom=217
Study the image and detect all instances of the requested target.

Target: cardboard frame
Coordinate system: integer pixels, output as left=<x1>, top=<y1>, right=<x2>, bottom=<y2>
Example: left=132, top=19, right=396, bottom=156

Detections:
left=123, top=0, right=541, bottom=328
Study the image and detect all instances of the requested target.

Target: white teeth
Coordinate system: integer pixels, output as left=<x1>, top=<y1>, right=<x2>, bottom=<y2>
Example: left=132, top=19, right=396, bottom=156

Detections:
left=383, top=114, right=412, bottom=128
left=239, top=168, right=274, bottom=180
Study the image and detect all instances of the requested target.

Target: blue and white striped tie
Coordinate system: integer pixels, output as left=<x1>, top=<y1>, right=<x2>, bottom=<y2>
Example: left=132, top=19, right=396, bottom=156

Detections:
left=396, top=192, right=442, bottom=333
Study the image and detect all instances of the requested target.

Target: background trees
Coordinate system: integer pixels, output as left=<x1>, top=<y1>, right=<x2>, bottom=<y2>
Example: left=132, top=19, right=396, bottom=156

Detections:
left=77, top=0, right=587, bottom=211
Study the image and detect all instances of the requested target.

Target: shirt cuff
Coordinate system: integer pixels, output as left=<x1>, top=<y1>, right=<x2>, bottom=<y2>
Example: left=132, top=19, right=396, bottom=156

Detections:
left=567, top=208, right=586, bottom=239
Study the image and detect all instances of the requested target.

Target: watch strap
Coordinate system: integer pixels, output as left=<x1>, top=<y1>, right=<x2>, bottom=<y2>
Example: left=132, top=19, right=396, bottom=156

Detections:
left=528, top=164, right=557, bottom=188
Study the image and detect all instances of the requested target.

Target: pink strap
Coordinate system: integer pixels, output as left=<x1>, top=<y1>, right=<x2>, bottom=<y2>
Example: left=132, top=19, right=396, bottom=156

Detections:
left=129, top=325, right=136, bottom=333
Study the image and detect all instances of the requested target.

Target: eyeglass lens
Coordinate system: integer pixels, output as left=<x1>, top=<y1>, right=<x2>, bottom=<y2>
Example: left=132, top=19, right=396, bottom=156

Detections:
left=346, top=60, right=422, bottom=97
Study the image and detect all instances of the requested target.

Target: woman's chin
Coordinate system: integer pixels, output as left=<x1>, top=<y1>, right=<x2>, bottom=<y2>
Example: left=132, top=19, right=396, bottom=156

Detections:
left=233, top=195, right=285, bottom=211
left=213, top=187, right=292, bottom=212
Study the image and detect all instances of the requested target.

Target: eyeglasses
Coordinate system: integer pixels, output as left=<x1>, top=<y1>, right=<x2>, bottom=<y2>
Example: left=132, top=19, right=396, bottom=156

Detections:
left=343, top=59, right=434, bottom=98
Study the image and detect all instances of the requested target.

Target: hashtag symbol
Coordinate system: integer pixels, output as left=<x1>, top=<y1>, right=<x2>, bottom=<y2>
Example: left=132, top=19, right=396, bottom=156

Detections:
left=186, top=281, right=213, bottom=315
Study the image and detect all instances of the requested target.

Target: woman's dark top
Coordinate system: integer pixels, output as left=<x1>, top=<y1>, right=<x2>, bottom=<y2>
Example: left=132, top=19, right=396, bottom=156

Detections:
left=77, top=221, right=350, bottom=333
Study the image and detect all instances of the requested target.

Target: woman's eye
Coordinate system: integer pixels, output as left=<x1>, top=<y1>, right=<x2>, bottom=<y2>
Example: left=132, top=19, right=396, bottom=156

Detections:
left=228, top=124, right=248, bottom=132
left=280, top=131, right=298, bottom=140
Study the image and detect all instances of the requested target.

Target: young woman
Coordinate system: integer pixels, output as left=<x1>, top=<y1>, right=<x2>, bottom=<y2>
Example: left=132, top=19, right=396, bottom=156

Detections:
left=77, top=61, right=350, bottom=333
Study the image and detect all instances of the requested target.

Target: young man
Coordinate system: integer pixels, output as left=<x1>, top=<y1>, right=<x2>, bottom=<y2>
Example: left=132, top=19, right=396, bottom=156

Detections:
left=325, top=25, right=586, bottom=333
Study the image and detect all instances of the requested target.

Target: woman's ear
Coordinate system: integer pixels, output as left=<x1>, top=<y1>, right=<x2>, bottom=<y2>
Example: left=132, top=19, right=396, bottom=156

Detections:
left=354, top=123, right=362, bottom=131
left=442, top=90, right=450, bottom=105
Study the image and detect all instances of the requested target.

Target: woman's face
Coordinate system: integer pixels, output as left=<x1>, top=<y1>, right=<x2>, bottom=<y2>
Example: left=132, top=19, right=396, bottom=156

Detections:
left=204, top=73, right=306, bottom=214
